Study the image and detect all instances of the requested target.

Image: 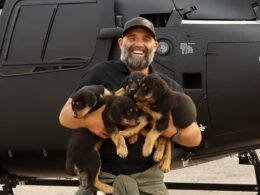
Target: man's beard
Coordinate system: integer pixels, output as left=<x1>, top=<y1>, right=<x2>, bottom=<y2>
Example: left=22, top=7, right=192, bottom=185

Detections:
left=120, top=45, right=156, bottom=71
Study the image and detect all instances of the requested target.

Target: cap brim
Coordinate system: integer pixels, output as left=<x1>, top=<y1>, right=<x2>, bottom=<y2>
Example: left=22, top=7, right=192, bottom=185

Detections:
left=122, top=26, right=155, bottom=38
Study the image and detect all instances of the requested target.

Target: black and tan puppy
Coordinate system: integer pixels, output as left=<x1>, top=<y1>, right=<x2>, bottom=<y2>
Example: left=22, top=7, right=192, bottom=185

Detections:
left=101, top=95, right=140, bottom=157
left=115, top=72, right=145, bottom=97
left=115, top=72, right=152, bottom=144
left=71, top=85, right=107, bottom=118
left=134, top=74, right=197, bottom=155
left=133, top=74, right=197, bottom=169
left=66, top=85, right=140, bottom=193
left=116, top=73, right=172, bottom=172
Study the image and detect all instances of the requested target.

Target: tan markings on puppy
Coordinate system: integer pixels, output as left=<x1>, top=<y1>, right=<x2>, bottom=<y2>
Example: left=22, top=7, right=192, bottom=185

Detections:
left=94, top=169, right=114, bottom=194
left=110, top=132, right=128, bottom=158
left=143, top=128, right=162, bottom=157
left=115, top=88, right=126, bottom=96
left=94, top=140, right=103, bottom=151
left=128, top=133, right=139, bottom=144
left=74, top=106, right=91, bottom=118
left=142, top=106, right=162, bottom=120
left=142, top=93, right=153, bottom=102
left=121, top=118, right=136, bottom=127
left=136, top=102, right=149, bottom=109
left=120, top=115, right=149, bottom=138
left=140, top=128, right=150, bottom=137
left=153, top=137, right=167, bottom=162
left=128, top=127, right=152, bottom=144
left=159, top=139, right=172, bottom=173
left=74, top=165, right=81, bottom=175
left=104, top=88, right=112, bottom=96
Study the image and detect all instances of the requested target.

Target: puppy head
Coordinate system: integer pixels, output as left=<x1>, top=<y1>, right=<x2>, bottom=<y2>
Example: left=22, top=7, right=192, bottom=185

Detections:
left=109, top=96, right=140, bottom=127
left=122, top=72, right=145, bottom=97
left=134, top=74, right=168, bottom=103
left=71, top=88, right=97, bottom=118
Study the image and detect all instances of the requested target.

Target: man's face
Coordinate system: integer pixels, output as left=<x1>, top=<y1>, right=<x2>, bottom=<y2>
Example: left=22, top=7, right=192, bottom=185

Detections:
left=118, top=28, right=158, bottom=71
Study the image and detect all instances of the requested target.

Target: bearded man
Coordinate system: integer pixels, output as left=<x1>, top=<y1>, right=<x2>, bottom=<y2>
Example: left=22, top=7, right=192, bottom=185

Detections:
left=59, top=17, right=201, bottom=195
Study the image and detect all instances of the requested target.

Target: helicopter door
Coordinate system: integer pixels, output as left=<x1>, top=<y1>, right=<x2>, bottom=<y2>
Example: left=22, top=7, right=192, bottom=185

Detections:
left=206, top=42, right=260, bottom=145
left=0, top=0, right=116, bottom=150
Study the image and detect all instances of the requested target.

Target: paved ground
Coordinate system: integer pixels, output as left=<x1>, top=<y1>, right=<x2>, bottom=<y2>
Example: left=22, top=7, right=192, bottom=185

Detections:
left=1, top=153, right=257, bottom=195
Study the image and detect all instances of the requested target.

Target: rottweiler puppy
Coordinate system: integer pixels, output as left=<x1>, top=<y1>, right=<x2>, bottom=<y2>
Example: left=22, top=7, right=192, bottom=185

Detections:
left=115, top=71, right=145, bottom=98
left=116, top=73, right=173, bottom=172
left=133, top=74, right=197, bottom=171
left=71, top=85, right=107, bottom=119
left=66, top=85, right=140, bottom=193
left=115, top=72, right=152, bottom=144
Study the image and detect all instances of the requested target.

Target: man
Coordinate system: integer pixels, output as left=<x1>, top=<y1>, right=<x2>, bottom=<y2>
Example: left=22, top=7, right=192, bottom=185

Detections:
left=59, top=17, right=202, bottom=195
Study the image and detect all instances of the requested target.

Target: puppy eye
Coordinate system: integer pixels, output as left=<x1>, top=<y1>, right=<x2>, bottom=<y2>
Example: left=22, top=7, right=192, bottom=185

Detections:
left=141, top=84, right=147, bottom=90
left=126, top=109, right=134, bottom=116
left=129, top=79, right=133, bottom=83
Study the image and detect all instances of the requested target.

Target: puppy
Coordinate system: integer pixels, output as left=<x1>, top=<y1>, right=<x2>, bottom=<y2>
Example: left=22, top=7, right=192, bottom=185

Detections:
left=116, top=73, right=172, bottom=172
left=115, top=72, right=145, bottom=97
left=66, top=86, right=140, bottom=193
left=115, top=72, right=152, bottom=144
left=71, top=85, right=107, bottom=118
left=102, top=95, right=140, bottom=157
left=134, top=74, right=197, bottom=154
left=133, top=74, right=197, bottom=171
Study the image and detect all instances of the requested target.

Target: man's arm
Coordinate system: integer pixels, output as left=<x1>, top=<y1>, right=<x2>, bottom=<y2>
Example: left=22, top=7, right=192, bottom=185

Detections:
left=59, top=97, right=109, bottom=139
left=162, top=115, right=202, bottom=147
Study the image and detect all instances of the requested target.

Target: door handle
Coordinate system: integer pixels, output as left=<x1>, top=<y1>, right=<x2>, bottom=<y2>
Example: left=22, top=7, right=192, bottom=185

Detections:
left=99, top=27, right=123, bottom=39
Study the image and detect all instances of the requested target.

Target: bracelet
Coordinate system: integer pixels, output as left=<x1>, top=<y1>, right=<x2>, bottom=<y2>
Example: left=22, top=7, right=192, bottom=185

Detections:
left=171, top=129, right=182, bottom=142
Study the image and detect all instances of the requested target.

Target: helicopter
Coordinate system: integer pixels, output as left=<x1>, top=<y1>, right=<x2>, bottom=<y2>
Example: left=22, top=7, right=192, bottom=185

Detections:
left=1, top=0, right=260, bottom=194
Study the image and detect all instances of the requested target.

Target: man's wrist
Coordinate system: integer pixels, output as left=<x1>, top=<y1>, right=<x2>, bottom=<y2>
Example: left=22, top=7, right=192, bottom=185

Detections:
left=171, top=129, right=182, bottom=142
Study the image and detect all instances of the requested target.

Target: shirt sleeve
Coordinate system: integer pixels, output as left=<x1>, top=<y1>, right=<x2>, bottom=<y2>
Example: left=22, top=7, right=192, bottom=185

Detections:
left=70, top=64, right=104, bottom=96
left=72, top=63, right=105, bottom=95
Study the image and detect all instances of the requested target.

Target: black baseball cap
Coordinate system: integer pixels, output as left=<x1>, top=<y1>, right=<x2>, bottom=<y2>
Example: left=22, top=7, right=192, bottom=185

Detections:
left=122, top=17, right=156, bottom=38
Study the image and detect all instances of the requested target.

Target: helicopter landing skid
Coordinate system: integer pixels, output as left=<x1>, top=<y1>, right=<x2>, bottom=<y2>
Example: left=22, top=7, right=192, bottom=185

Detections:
left=239, top=149, right=260, bottom=194
left=1, top=150, right=260, bottom=194
left=0, top=175, right=17, bottom=195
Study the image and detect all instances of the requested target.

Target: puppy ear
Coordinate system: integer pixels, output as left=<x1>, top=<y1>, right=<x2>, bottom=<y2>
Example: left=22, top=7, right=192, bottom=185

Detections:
left=151, top=74, right=168, bottom=99
left=108, top=104, right=123, bottom=123
left=121, top=76, right=129, bottom=90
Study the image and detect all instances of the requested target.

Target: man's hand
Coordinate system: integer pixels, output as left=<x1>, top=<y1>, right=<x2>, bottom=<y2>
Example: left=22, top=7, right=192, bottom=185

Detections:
left=161, top=115, right=177, bottom=138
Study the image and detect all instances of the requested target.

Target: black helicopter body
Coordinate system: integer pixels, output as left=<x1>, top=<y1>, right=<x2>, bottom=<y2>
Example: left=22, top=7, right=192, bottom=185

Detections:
left=0, top=0, right=260, bottom=193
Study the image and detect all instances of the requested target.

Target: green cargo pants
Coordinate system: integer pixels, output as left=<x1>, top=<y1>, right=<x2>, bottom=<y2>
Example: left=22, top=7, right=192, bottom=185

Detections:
left=100, top=164, right=169, bottom=195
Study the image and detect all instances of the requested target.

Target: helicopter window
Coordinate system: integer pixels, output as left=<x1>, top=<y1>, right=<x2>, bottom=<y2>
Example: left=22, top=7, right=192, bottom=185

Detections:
left=182, top=73, right=202, bottom=89
left=43, top=3, right=98, bottom=62
left=0, top=0, right=98, bottom=75
left=0, top=0, right=5, bottom=10
left=3, top=4, right=56, bottom=63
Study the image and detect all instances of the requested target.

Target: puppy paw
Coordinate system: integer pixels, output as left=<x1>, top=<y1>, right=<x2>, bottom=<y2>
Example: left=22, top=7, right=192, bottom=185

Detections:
left=159, top=159, right=171, bottom=173
left=153, top=150, right=164, bottom=162
left=96, top=183, right=114, bottom=194
left=142, top=141, right=154, bottom=157
left=102, top=184, right=114, bottom=194
left=128, top=134, right=139, bottom=144
left=117, top=146, right=128, bottom=158
left=159, top=161, right=171, bottom=173
left=120, top=130, right=135, bottom=138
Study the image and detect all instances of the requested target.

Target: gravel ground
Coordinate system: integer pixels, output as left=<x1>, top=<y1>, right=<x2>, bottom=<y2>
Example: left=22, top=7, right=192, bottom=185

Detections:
left=0, top=153, right=256, bottom=195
